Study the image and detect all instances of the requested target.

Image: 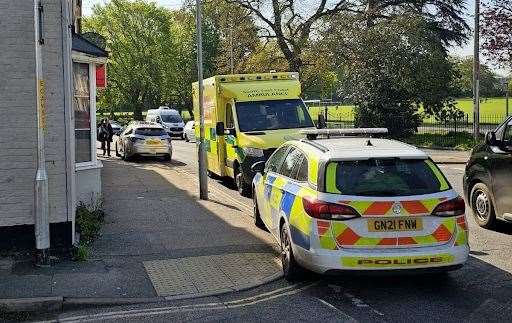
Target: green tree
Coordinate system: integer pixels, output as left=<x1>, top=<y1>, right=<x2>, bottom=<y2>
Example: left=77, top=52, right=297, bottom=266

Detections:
left=325, top=15, right=462, bottom=137
left=452, top=56, right=506, bottom=98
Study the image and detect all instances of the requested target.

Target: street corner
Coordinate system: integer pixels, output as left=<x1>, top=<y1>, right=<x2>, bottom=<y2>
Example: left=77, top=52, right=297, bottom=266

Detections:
left=143, top=252, right=282, bottom=299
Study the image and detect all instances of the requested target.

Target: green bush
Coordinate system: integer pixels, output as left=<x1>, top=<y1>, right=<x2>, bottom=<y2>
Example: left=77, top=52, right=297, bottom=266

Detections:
left=73, top=200, right=105, bottom=261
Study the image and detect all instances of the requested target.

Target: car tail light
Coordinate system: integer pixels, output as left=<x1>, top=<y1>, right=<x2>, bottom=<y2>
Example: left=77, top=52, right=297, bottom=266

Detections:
left=302, top=197, right=360, bottom=220
left=432, top=196, right=465, bottom=217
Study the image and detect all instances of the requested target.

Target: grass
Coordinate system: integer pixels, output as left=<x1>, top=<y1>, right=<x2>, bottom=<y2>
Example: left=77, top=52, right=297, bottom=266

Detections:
left=405, top=132, right=479, bottom=150
left=73, top=200, right=105, bottom=261
left=306, top=97, right=509, bottom=122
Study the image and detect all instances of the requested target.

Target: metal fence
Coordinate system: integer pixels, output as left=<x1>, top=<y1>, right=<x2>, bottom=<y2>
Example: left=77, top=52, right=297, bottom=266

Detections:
left=307, top=105, right=508, bottom=148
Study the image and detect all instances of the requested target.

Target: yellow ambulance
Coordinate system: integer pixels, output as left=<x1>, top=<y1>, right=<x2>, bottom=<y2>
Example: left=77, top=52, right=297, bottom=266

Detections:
left=192, top=72, right=316, bottom=196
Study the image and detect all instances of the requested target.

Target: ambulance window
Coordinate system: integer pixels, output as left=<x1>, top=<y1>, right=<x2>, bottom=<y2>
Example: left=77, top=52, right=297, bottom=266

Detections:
left=280, top=148, right=303, bottom=179
left=266, top=146, right=288, bottom=173
left=226, top=103, right=234, bottom=128
left=296, top=156, right=308, bottom=182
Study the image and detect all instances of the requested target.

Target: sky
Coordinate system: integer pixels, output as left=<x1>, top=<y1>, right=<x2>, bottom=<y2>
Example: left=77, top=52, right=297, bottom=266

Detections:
left=82, top=0, right=507, bottom=75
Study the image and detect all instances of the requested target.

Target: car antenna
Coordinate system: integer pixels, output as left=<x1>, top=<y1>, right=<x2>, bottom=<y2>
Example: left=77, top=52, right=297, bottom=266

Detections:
left=366, top=139, right=373, bottom=146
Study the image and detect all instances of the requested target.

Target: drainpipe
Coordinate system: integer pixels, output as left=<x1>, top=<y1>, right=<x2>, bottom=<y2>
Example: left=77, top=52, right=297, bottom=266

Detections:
left=34, top=0, right=50, bottom=267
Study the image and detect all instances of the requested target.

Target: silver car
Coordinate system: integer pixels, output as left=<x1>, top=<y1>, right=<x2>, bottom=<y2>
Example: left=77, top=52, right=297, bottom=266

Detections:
left=115, top=122, right=172, bottom=161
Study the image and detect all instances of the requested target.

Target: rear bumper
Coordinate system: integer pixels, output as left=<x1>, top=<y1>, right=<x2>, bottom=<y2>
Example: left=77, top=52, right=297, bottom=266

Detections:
left=133, top=145, right=172, bottom=156
left=293, top=244, right=469, bottom=275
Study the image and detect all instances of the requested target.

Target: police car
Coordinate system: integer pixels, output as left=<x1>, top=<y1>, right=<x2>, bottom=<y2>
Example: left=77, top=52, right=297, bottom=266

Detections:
left=251, top=129, right=469, bottom=280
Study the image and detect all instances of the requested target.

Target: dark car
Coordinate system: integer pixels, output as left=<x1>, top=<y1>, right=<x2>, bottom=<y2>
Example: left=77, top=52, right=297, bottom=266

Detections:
left=464, top=116, right=512, bottom=228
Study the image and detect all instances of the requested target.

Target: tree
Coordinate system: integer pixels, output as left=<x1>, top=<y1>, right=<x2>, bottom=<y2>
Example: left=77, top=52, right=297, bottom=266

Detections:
left=482, top=0, right=512, bottom=68
left=325, top=14, right=462, bottom=137
left=452, top=56, right=505, bottom=98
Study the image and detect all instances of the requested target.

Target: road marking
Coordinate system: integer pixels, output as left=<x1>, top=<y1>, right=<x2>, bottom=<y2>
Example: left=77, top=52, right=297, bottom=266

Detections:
left=316, top=297, right=358, bottom=322
left=42, top=283, right=316, bottom=323
left=328, top=284, right=384, bottom=317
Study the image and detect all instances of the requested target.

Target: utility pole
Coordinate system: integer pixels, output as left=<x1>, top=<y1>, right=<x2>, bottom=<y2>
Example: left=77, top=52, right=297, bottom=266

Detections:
left=196, top=0, right=208, bottom=200
left=229, top=25, right=234, bottom=74
left=34, top=0, right=50, bottom=266
left=473, top=0, right=480, bottom=141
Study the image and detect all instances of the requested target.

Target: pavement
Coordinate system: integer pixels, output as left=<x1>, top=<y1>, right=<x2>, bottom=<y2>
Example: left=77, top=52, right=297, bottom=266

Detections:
left=0, top=152, right=282, bottom=312
left=422, top=148, right=470, bottom=164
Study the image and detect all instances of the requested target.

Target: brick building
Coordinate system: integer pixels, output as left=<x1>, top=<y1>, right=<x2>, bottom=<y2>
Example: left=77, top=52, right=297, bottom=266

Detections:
left=0, top=0, right=107, bottom=245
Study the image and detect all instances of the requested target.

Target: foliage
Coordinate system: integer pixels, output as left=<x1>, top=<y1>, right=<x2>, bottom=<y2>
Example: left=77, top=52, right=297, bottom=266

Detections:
left=482, top=0, right=512, bottom=68
left=83, top=0, right=219, bottom=119
left=73, top=200, right=105, bottom=261
left=451, top=56, right=506, bottom=98
left=325, top=14, right=462, bottom=137
left=406, top=132, right=478, bottom=150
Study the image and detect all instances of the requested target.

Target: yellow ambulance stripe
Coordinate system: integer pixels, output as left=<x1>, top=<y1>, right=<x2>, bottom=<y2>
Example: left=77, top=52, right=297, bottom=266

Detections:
left=326, top=163, right=341, bottom=194
left=425, top=160, right=450, bottom=191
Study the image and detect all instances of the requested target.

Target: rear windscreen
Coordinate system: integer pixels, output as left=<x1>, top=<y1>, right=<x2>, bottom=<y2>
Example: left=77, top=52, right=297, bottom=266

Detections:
left=134, top=128, right=166, bottom=136
left=325, top=159, right=450, bottom=196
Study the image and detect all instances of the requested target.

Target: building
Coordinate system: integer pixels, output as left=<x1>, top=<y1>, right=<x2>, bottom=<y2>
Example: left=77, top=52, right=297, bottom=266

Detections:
left=0, top=0, right=107, bottom=246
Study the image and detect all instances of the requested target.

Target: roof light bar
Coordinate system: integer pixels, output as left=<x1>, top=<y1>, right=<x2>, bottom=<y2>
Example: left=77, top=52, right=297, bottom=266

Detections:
left=300, top=128, right=389, bottom=136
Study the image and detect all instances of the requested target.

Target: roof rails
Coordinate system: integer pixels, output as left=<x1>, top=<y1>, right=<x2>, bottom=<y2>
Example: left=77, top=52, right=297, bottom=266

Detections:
left=301, top=139, right=329, bottom=152
left=300, top=128, right=388, bottom=140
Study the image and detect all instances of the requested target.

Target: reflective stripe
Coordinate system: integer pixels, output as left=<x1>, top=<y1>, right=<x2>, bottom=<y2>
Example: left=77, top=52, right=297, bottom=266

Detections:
left=326, top=163, right=341, bottom=194
left=425, top=160, right=450, bottom=191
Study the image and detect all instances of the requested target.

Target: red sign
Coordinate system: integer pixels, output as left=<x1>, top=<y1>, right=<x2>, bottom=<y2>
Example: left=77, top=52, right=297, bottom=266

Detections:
left=96, top=64, right=106, bottom=88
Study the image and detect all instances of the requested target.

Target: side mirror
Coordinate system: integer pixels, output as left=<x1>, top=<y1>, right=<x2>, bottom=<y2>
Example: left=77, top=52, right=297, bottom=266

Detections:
left=155, top=116, right=162, bottom=124
left=225, top=128, right=236, bottom=136
left=251, top=161, right=265, bottom=173
left=485, top=131, right=497, bottom=146
left=216, top=122, right=225, bottom=136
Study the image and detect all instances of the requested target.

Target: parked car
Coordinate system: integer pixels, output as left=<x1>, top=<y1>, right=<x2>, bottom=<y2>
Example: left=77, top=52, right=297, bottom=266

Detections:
left=252, top=129, right=468, bottom=280
left=464, top=116, right=512, bottom=229
left=110, top=121, right=124, bottom=136
left=115, top=121, right=172, bottom=161
left=184, top=121, right=195, bottom=142
left=146, top=106, right=185, bottom=138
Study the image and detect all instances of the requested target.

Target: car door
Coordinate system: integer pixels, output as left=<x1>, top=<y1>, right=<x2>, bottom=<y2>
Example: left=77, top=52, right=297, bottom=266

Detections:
left=259, top=146, right=290, bottom=232
left=492, top=119, right=512, bottom=216
left=268, top=147, right=304, bottom=236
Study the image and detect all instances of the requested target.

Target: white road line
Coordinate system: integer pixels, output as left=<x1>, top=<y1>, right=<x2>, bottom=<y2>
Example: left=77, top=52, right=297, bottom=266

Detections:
left=42, top=283, right=316, bottom=323
left=316, top=297, right=358, bottom=322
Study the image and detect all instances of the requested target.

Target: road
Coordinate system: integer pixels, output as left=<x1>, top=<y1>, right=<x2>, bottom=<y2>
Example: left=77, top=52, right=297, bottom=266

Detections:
left=38, top=140, right=512, bottom=323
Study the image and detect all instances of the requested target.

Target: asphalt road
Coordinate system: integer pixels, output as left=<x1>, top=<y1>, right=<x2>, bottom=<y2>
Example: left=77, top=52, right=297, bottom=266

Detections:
left=38, top=140, right=512, bottom=323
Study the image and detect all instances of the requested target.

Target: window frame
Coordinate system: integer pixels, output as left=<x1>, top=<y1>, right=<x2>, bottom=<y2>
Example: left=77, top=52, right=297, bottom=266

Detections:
left=265, top=145, right=290, bottom=174
left=72, top=60, right=97, bottom=168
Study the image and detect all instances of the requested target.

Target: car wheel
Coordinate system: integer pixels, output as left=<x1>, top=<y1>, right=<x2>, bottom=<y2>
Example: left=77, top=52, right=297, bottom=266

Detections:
left=470, top=183, right=496, bottom=229
left=280, top=225, right=305, bottom=282
left=235, top=167, right=251, bottom=197
left=253, top=189, right=266, bottom=230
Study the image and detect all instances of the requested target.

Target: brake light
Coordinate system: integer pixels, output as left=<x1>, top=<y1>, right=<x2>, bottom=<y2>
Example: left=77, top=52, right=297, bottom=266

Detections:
left=302, top=197, right=360, bottom=220
left=432, top=197, right=465, bottom=217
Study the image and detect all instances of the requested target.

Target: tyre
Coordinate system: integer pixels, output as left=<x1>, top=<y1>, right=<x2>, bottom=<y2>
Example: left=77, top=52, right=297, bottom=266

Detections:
left=235, top=166, right=251, bottom=197
left=280, top=225, right=305, bottom=282
left=253, top=190, right=266, bottom=229
left=470, top=183, right=496, bottom=229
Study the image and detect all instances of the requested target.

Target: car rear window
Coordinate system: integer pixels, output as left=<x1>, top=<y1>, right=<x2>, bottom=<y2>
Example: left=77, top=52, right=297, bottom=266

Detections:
left=325, top=159, right=450, bottom=196
left=134, top=128, right=166, bottom=136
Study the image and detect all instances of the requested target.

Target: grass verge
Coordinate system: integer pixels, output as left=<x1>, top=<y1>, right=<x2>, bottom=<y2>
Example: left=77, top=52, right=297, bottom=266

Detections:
left=73, top=200, right=105, bottom=261
left=405, top=132, right=479, bottom=150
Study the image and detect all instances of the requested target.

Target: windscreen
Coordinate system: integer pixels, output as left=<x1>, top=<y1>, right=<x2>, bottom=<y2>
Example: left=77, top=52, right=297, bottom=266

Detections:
left=161, top=114, right=183, bottom=123
left=325, top=159, right=450, bottom=196
left=235, top=99, right=314, bottom=132
left=135, top=128, right=167, bottom=136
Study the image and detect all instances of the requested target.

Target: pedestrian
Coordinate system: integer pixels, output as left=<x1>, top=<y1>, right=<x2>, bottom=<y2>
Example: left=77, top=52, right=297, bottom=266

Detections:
left=98, top=118, right=114, bottom=157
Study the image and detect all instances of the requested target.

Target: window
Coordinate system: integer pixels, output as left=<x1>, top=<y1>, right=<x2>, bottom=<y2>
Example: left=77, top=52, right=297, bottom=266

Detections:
left=226, top=103, right=234, bottom=128
left=326, top=159, right=450, bottom=196
left=73, top=62, right=92, bottom=163
left=134, top=128, right=167, bottom=136
left=161, top=114, right=183, bottom=123
left=503, top=124, right=512, bottom=143
left=280, top=148, right=303, bottom=179
left=265, top=146, right=288, bottom=173
left=235, top=99, right=314, bottom=132
left=296, top=157, right=308, bottom=182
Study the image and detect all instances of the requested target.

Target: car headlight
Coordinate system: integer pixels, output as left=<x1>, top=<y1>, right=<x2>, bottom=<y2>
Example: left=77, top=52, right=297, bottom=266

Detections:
left=243, top=147, right=264, bottom=157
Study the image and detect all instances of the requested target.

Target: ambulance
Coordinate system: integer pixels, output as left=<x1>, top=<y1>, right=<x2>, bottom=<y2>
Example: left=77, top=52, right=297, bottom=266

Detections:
left=192, top=72, right=316, bottom=196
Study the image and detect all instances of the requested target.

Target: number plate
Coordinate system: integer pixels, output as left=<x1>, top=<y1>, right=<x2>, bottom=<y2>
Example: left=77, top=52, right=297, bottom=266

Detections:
left=146, top=139, right=160, bottom=145
left=368, top=218, right=423, bottom=232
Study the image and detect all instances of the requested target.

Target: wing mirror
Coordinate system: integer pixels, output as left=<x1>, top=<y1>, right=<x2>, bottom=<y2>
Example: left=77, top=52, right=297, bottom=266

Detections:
left=215, top=122, right=225, bottom=136
left=485, top=131, right=497, bottom=146
left=251, top=161, right=265, bottom=174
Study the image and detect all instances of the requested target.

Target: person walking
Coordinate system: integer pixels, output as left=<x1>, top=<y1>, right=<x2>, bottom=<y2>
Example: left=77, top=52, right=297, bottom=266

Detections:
left=98, top=118, right=114, bottom=157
